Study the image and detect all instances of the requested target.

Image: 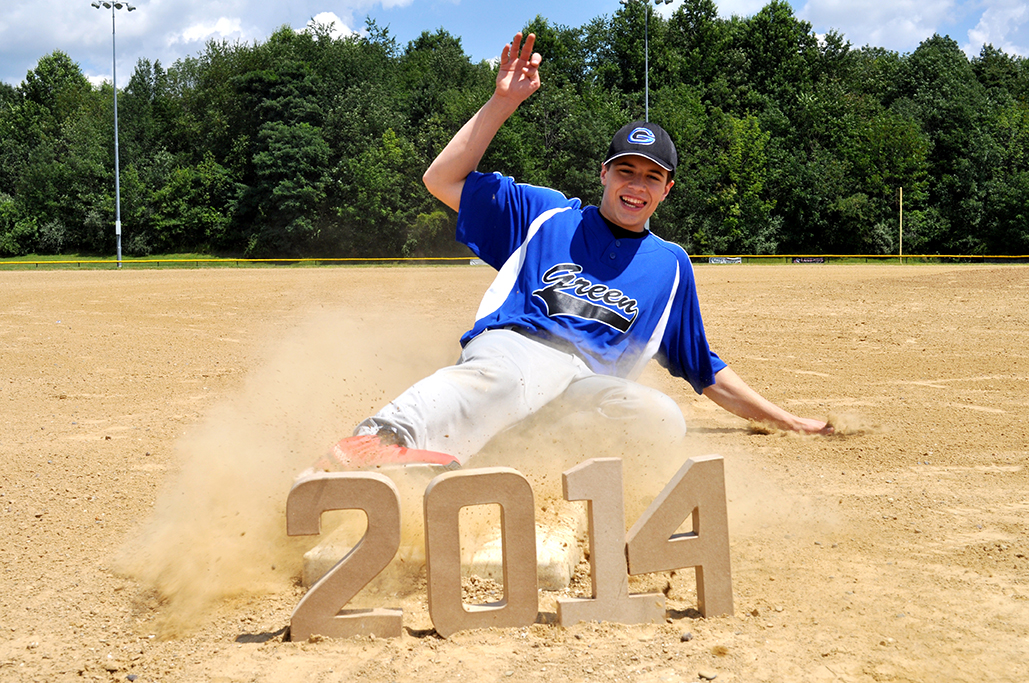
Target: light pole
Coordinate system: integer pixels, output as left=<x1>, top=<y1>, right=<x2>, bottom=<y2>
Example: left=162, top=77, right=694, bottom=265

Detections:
left=620, top=0, right=673, bottom=232
left=619, top=0, right=673, bottom=122
left=91, top=0, right=135, bottom=268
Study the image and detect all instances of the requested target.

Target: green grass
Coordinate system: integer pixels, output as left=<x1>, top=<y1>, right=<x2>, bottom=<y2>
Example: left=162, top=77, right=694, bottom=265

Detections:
left=0, top=253, right=482, bottom=270
left=3, top=252, right=1023, bottom=271
left=0, top=253, right=241, bottom=270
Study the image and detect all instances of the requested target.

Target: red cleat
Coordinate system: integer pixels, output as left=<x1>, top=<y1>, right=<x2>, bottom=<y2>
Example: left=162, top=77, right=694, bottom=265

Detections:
left=313, top=435, right=460, bottom=472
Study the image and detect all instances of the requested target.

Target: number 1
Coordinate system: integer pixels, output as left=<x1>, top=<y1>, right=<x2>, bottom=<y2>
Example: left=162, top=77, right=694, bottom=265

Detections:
left=557, top=458, right=666, bottom=626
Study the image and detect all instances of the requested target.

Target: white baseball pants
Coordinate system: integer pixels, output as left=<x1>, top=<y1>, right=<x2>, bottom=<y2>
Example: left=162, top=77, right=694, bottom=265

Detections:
left=355, top=329, right=686, bottom=464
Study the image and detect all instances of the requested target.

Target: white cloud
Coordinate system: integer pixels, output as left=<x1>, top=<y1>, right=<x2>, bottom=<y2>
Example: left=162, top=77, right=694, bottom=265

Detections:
left=964, top=0, right=1029, bottom=56
left=793, top=0, right=1027, bottom=56
left=305, top=12, right=358, bottom=39
left=716, top=0, right=772, bottom=18
left=170, top=17, right=246, bottom=46
left=797, top=0, right=957, bottom=51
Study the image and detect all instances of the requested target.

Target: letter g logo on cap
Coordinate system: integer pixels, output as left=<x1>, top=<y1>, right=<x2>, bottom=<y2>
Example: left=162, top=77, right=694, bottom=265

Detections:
left=627, top=127, right=656, bottom=145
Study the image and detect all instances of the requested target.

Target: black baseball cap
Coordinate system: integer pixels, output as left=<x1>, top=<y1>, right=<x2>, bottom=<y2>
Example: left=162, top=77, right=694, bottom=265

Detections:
left=603, top=121, right=678, bottom=176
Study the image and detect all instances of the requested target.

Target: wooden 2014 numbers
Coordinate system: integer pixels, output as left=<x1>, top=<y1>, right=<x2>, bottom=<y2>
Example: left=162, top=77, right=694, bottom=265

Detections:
left=286, top=455, right=733, bottom=640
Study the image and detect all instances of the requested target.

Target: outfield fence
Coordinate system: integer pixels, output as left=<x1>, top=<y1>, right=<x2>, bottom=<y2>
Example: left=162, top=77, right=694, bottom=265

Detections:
left=700, top=254, right=1029, bottom=264
left=1, top=254, right=1028, bottom=269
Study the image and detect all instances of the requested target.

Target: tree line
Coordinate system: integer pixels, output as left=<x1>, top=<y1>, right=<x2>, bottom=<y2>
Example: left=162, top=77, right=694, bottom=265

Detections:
left=2, top=0, right=1028, bottom=258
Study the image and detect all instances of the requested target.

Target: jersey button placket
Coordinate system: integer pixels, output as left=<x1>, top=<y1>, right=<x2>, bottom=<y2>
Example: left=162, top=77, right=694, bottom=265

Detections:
left=609, top=239, right=622, bottom=261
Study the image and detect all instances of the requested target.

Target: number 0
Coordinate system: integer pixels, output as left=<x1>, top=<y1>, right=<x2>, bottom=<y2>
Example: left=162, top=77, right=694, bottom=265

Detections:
left=423, top=467, right=538, bottom=638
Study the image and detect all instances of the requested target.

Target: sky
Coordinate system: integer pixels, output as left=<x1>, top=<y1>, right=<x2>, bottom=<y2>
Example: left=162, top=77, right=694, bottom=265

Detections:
left=1, top=0, right=1027, bottom=88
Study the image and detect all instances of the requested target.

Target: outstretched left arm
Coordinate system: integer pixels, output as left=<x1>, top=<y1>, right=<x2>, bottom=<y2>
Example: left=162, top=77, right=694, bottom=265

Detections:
left=702, top=367, right=833, bottom=435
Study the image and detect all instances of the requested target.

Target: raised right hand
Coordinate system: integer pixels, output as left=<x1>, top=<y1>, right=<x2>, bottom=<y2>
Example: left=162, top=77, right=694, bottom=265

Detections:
left=495, top=32, right=542, bottom=107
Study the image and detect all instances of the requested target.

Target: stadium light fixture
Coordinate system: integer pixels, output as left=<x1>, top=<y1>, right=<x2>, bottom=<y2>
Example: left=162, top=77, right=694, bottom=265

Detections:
left=619, top=0, right=673, bottom=122
left=91, top=0, right=136, bottom=268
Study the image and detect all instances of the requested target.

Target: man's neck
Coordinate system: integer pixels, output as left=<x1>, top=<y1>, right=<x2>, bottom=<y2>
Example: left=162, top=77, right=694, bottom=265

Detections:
left=598, top=209, right=648, bottom=239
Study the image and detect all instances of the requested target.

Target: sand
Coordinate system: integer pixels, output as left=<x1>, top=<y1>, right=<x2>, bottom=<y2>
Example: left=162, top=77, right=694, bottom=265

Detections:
left=1, top=263, right=1026, bottom=683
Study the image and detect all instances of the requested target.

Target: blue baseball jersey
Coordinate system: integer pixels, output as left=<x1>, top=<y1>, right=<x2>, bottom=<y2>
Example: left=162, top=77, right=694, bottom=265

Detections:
left=456, top=171, right=726, bottom=394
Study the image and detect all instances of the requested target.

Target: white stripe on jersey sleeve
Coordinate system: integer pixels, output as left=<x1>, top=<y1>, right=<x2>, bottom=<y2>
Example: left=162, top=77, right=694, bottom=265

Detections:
left=474, top=206, right=574, bottom=322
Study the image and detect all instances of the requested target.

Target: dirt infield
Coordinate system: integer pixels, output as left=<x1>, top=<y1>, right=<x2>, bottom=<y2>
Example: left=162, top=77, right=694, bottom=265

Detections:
left=1, top=264, right=1027, bottom=683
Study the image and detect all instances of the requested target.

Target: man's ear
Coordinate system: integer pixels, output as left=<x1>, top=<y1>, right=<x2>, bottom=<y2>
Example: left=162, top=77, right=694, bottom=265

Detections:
left=661, top=179, right=675, bottom=201
left=600, top=162, right=609, bottom=186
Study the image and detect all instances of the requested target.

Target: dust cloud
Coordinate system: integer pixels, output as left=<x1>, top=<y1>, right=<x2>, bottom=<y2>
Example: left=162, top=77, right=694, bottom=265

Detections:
left=825, top=411, right=883, bottom=436
left=113, top=306, right=458, bottom=635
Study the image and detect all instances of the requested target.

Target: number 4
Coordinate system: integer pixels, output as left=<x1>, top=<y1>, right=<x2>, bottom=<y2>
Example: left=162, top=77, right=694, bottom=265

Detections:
left=626, top=454, right=733, bottom=617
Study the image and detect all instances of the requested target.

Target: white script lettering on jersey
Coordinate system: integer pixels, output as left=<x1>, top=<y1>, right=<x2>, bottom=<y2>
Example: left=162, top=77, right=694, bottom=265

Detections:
left=533, top=263, right=639, bottom=333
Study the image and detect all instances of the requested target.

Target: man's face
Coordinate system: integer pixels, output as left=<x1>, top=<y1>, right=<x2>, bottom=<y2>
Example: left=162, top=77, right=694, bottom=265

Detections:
left=599, top=155, right=674, bottom=232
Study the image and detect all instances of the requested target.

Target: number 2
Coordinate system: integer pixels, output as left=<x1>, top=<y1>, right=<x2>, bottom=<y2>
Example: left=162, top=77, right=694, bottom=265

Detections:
left=286, top=472, right=403, bottom=640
